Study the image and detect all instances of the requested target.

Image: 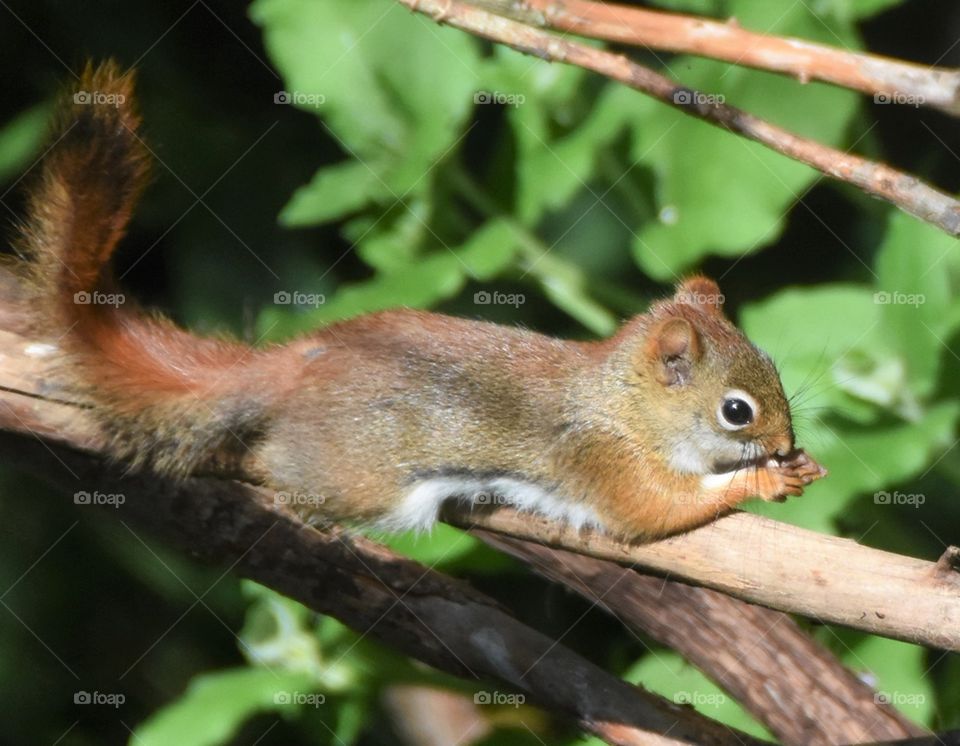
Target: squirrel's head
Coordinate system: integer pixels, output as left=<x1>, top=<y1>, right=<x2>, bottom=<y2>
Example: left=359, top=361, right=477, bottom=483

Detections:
left=617, top=276, right=794, bottom=475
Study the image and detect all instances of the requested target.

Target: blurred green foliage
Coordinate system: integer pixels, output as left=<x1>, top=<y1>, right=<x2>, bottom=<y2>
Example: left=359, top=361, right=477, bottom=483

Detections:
left=1, top=0, right=960, bottom=743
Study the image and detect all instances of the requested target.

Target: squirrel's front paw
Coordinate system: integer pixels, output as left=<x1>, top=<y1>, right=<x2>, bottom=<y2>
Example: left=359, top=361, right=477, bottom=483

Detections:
left=759, top=450, right=828, bottom=502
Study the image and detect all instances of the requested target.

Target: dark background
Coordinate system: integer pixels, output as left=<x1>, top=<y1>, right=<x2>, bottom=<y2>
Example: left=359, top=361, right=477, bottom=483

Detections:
left=1, top=1, right=959, bottom=744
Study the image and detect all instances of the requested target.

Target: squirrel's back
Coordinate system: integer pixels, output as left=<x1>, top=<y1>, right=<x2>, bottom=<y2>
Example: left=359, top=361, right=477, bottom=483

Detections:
left=11, top=63, right=582, bottom=483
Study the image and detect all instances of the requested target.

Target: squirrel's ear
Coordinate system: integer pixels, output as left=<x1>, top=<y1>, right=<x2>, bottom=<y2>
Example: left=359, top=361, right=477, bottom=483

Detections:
left=674, top=276, right=724, bottom=315
left=642, top=317, right=701, bottom=386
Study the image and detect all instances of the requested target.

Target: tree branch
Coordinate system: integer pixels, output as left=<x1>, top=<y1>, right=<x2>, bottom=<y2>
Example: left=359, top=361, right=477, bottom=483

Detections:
left=402, top=0, right=960, bottom=236
left=474, top=530, right=924, bottom=745
left=0, top=432, right=758, bottom=746
left=442, top=507, right=960, bottom=653
left=473, top=0, right=960, bottom=116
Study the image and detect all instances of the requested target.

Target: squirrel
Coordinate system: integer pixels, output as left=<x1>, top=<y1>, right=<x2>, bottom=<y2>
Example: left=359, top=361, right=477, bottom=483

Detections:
left=8, top=62, right=826, bottom=539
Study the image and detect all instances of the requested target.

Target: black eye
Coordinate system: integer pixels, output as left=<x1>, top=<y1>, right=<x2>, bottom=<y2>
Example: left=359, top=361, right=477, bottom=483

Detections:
left=719, top=397, right=754, bottom=429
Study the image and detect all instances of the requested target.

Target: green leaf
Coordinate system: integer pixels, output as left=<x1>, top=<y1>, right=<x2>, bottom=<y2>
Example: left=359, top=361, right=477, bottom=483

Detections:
left=240, top=591, right=323, bottom=676
left=457, top=220, right=520, bottom=280
left=812, top=0, right=906, bottom=22
left=251, top=0, right=480, bottom=199
left=842, top=635, right=933, bottom=727
left=875, top=210, right=957, bottom=400
left=0, top=104, right=50, bottom=185
left=742, top=281, right=937, bottom=423
left=506, top=72, right=635, bottom=225
left=938, top=654, right=960, bottom=727
left=658, top=0, right=905, bottom=21
left=625, top=651, right=772, bottom=740
left=239, top=583, right=359, bottom=691
left=377, top=523, right=517, bottom=575
left=131, top=668, right=315, bottom=746
left=519, top=249, right=618, bottom=336
left=819, top=401, right=958, bottom=505
left=380, top=523, right=479, bottom=566
left=280, top=160, right=394, bottom=227
left=330, top=697, right=367, bottom=743
left=349, top=200, right=432, bottom=272
left=741, top=283, right=960, bottom=530
left=482, top=44, right=587, bottom=114
left=629, top=3, right=860, bottom=278
left=741, top=284, right=887, bottom=421
left=258, top=220, right=520, bottom=337
left=647, top=0, right=724, bottom=12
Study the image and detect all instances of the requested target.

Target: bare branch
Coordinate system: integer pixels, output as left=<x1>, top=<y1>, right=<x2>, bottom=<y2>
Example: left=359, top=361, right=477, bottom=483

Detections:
left=475, top=530, right=923, bottom=745
left=0, top=419, right=758, bottom=746
left=443, top=507, right=960, bottom=653
left=401, top=0, right=960, bottom=236
left=474, top=0, right=960, bottom=115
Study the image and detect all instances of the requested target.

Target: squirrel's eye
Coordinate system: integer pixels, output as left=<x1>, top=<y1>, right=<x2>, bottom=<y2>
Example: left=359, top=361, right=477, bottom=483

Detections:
left=717, top=390, right=757, bottom=430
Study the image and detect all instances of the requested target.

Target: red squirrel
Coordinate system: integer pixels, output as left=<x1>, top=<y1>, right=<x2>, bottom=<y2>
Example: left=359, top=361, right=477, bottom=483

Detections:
left=10, top=62, right=826, bottom=538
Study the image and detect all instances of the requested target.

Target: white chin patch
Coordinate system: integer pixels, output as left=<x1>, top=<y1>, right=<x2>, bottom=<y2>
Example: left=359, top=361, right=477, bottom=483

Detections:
left=381, top=477, right=604, bottom=534
left=668, top=431, right=761, bottom=476
left=667, top=439, right=714, bottom=475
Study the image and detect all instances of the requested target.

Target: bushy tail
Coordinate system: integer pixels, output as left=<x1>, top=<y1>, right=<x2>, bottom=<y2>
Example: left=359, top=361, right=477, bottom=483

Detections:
left=16, top=61, right=292, bottom=476
left=20, top=61, right=149, bottom=308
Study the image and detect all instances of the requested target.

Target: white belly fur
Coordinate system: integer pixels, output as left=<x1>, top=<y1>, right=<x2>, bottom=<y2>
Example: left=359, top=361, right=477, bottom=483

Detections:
left=382, top=476, right=604, bottom=533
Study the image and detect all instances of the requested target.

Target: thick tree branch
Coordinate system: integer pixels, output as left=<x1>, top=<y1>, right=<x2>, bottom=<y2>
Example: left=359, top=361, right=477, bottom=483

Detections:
left=442, top=507, right=960, bottom=653
left=474, top=0, right=960, bottom=115
left=0, top=273, right=944, bottom=742
left=402, top=0, right=960, bottom=236
left=474, top=530, right=924, bottom=746
left=0, top=434, right=757, bottom=746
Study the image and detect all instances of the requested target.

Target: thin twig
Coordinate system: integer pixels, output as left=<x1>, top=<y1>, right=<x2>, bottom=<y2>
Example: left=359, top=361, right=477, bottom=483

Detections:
left=474, top=0, right=960, bottom=115
left=402, top=0, right=960, bottom=236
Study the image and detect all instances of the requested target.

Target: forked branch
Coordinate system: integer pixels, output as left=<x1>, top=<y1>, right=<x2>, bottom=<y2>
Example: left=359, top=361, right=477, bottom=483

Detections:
left=403, top=0, right=960, bottom=236
left=444, top=506, right=960, bottom=653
